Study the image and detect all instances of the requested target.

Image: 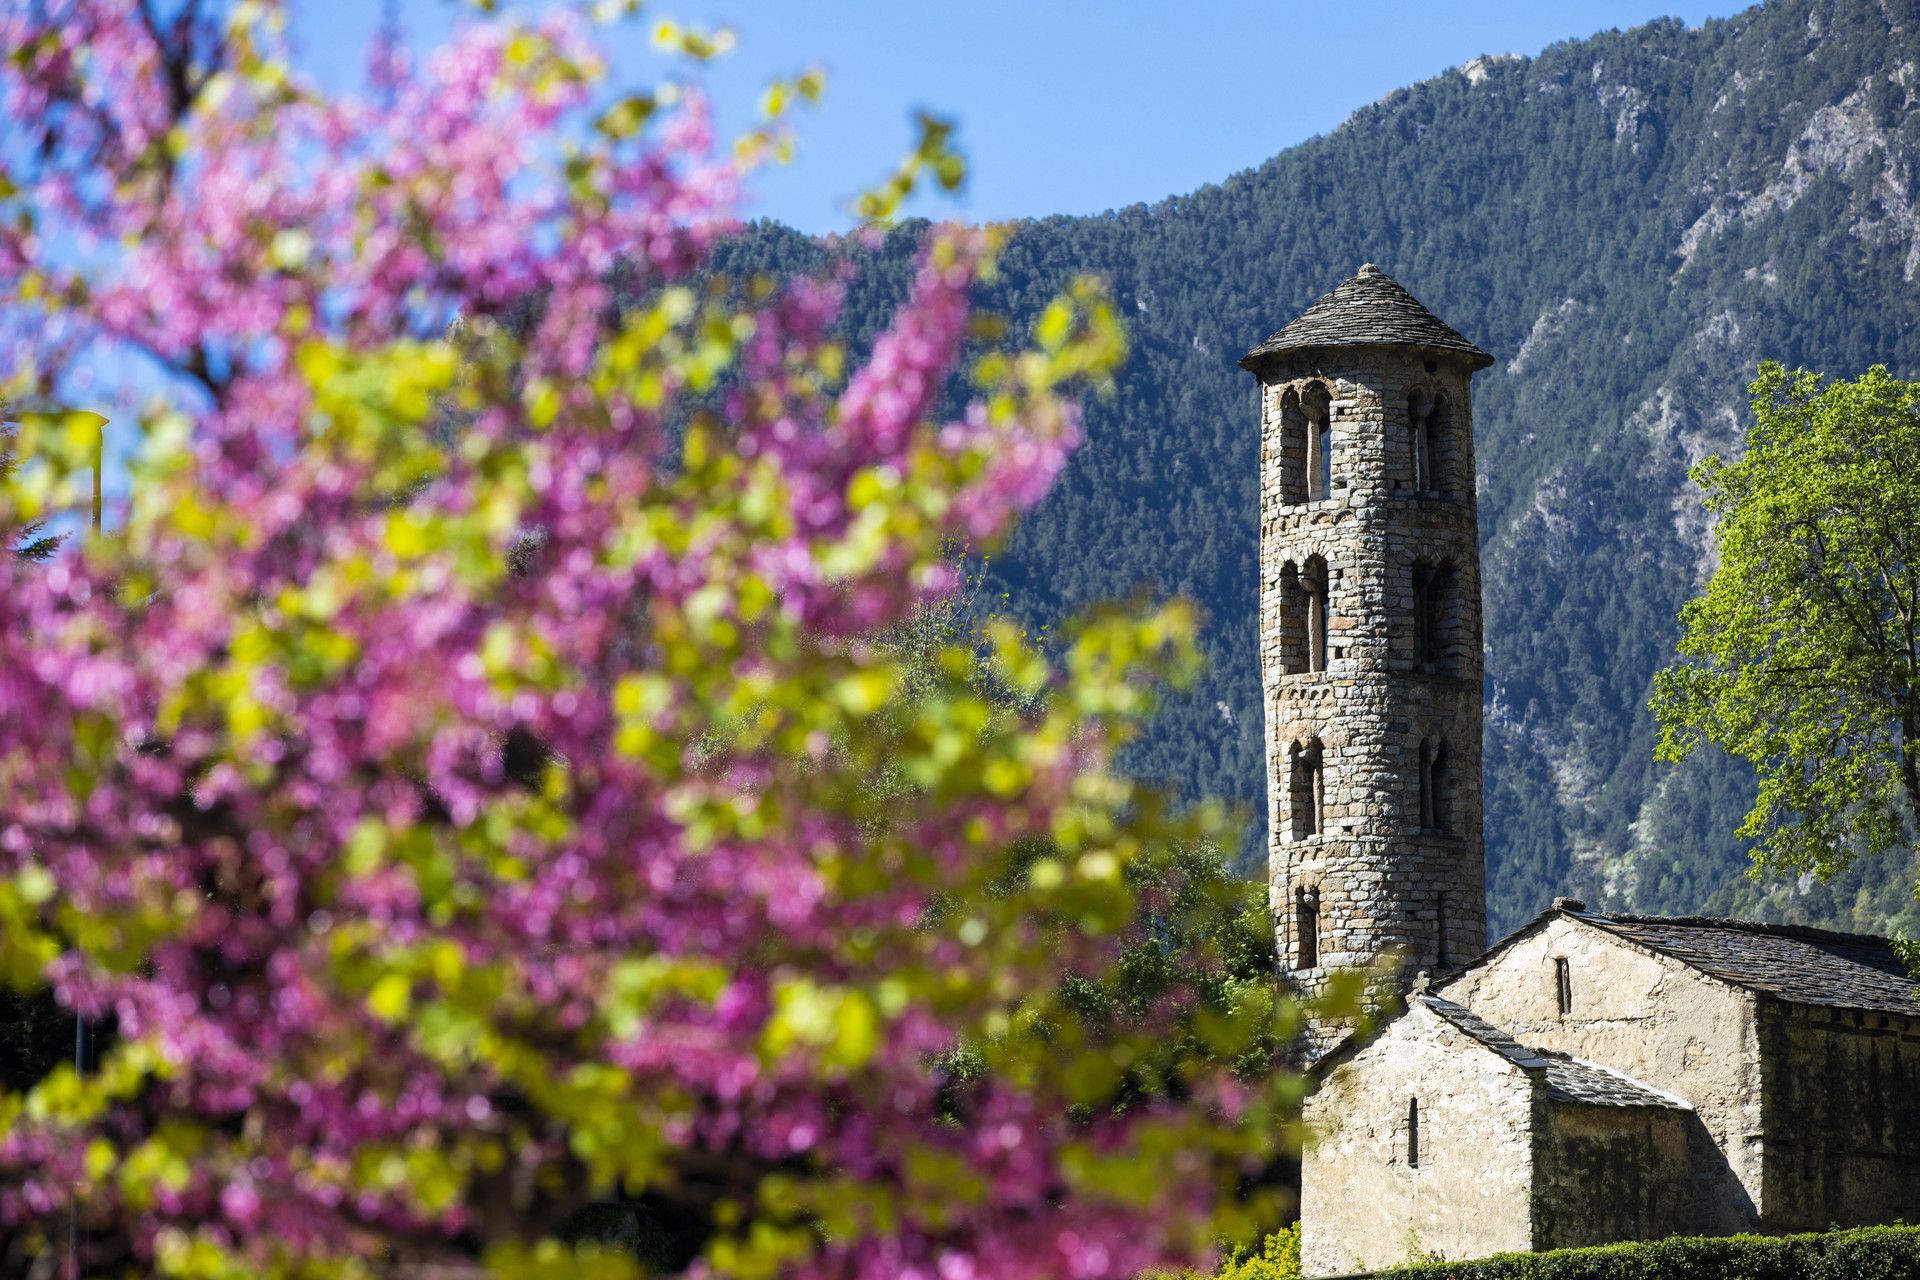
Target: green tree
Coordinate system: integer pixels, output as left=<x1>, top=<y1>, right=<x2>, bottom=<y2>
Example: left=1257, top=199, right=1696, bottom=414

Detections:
left=1653, top=362, right=1920, bottom=883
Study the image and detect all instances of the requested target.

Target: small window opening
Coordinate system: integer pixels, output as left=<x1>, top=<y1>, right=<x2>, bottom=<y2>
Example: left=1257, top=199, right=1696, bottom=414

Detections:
left=1304, top=384, right=1332, bottom=501
left=1436, top=891, right=1448, bottom=968
left=1295, top=885, right=1321, bottom=969
left=1290, top=739, right=1324, bottom=840
left=1407, top=1097, right=1421, bottom=1168
left=1555, top=957, right=1572, bottom=1016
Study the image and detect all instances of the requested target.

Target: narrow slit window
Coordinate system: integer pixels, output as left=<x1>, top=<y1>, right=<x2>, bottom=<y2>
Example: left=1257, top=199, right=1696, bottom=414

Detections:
left=1555, top=957, right=1572, bottom=1016
left=1407, top=1097, right=1420, bottom=1168
left=1431, top=741, right=1452, bottom=835
left=1436, top=891, right=1448, bottom=968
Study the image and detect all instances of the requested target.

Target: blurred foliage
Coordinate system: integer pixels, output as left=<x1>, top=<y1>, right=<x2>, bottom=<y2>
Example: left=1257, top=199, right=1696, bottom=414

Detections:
left=0, top=3, right=1320, bottom=1277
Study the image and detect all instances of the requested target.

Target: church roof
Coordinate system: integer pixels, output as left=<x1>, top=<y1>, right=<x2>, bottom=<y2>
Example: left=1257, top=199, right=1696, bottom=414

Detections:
left=1419, top=995, right=1691, bottom=1110
left=1564, top=909, right=1920, bottom=1019
left=1238, top=264, right=1496, bottom=372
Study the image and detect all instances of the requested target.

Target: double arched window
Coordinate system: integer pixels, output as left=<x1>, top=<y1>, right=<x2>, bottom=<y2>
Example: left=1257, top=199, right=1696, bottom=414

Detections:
left=1289, top=738, right=1325, bottom=840
left=1277, top=382, right=1334, bottom=504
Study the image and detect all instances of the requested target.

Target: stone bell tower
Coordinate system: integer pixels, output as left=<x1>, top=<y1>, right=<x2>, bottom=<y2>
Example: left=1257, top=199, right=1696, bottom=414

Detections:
left=1239, top=264, right=1493, bottom=1005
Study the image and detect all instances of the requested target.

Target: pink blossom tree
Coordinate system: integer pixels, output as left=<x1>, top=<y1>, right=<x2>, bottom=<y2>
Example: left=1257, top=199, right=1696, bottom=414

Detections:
left=0, top=3, right=1311, bottom=1276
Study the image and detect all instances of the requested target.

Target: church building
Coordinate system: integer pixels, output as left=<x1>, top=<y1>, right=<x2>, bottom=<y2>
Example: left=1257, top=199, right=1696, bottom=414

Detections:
left=1238, top=268, right=1920, bottom=1275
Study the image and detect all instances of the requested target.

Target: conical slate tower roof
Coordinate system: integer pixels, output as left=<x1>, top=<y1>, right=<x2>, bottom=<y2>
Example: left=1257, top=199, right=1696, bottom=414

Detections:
left=1239, top=264, right=1494, bottom=371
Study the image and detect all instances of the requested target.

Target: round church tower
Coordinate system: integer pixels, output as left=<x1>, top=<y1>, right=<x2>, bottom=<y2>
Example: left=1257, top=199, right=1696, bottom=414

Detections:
left=1239, top=265, right=1493, bottom=1003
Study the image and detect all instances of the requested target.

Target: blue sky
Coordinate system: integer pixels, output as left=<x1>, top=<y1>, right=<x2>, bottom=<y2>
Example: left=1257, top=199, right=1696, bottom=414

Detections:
left=294, top=1, right=1756, bottom=233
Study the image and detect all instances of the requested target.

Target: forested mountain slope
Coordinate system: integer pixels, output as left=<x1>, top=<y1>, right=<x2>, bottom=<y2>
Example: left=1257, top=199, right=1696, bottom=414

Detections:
left=723, top=0, right=1920, bottom=938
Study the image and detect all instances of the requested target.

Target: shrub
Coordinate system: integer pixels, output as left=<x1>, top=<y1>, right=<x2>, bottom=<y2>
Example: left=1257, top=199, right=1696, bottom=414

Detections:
left=1214, top=1225, right=1303, bottom=1279
left=1379, top=1225, right=1920, bottom=1280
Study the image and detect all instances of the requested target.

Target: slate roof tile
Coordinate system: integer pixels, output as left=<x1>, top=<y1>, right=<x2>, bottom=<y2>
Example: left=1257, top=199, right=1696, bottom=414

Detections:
left=1239, top=264, right=1495, bottom=372
left=1420, top=995, right=1690, bottom=1110
left=1570, top=910, right=1920, bottom=1019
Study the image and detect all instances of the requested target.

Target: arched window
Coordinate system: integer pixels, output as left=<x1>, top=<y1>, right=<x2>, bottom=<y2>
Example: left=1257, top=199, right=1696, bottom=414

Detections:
left=1279, top=560, right=1307, bottom=675
left=1304, top=554, right=1329, bottom=673
left=1412, top=561, right=1453, bottom=671
left=1290, top=739, right=1324, bottom=840
left=1295, top=884, right=1321, bottom=969
left=1278, top=387, right=1307, bottom=505
left=1303, top=383, right=1332, bottom=501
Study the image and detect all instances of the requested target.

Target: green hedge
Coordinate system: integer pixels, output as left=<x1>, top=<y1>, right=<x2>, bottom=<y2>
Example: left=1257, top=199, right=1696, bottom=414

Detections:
left=1376, top=1225, right=1920, bottom=1280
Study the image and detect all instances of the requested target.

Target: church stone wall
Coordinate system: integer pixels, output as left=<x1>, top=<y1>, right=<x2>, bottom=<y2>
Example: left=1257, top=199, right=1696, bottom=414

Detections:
left=1755, top=1001, right=1920, bottom=1231
left=1534, top=1101, right=1695, bottom=1250
left=1303, top=1003, right=1534, bottom=1275
left=1257, top=347, right=1487, bottom=1010
left=1440, top=915, right=1763, bottom=1234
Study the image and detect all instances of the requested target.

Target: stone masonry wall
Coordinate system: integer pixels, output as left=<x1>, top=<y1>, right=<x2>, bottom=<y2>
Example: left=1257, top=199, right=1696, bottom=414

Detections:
left=1755, top=1000, right=1920, bottom=1231
left=1257, top=348, right=1488, bottom=1008
left=1534, top=1100, right=1696, bottom=1250
left=1303, top=1002, right=1535, bottom=1275
left=1440, top=916, right=1763, bottom=1234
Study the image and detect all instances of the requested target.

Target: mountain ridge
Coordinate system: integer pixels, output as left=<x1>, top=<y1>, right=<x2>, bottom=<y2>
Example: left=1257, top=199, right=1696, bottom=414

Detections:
left=716, top=0, right=1920, bottom=939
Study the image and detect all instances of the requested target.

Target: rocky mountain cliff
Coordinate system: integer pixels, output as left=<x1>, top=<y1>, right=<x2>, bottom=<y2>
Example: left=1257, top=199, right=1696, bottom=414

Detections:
left=725, top=0, right=1920, bottom=938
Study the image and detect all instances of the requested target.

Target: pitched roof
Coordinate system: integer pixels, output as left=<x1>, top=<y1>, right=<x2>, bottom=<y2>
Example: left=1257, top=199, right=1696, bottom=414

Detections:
left=1565, top=909, right=1920, bottom=1019
left=1239, top=264, right=1495, bottom=372
left=1420, top=996, right=1689, bottom=1110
